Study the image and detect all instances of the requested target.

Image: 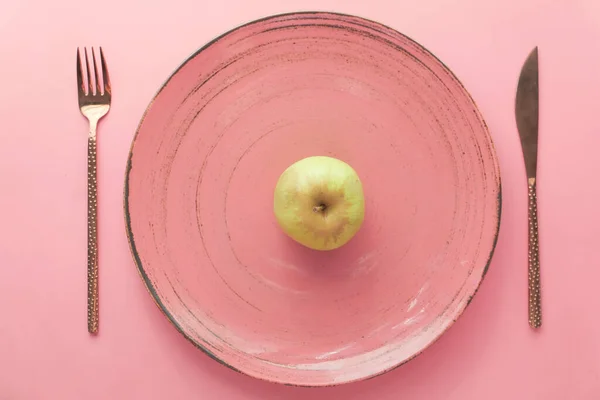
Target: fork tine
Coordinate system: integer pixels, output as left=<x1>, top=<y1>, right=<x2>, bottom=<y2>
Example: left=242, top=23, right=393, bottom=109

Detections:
left=99, top=47, right=111, bottom=95
left=91, top=48, right=102, bottom=95
left=84, top=48, right=93, bottom=95
left=76, top=48, right=85, bottom=95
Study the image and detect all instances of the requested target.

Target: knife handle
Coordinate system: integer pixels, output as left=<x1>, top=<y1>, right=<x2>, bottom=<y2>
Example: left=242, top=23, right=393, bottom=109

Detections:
left=527, top=178, right=541, bottom=328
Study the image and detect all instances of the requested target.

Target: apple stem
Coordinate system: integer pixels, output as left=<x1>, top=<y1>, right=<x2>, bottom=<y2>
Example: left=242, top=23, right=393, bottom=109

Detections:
left=313, top=204, right=326, bottom=213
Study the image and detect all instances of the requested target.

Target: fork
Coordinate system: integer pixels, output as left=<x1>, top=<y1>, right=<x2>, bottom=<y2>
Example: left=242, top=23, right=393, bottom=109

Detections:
left=77, top=47, right=111, bottom=334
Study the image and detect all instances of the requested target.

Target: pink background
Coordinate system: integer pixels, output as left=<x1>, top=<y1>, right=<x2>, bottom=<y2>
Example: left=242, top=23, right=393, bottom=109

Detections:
left=1, top=0, right=599, bottom=398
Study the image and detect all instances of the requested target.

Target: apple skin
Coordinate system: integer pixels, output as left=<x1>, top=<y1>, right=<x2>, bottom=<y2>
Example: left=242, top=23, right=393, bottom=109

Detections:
left=273, top=156, right=365, bottom=251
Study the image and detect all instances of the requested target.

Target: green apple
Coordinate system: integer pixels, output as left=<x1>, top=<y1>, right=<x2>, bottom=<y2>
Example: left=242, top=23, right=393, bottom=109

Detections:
left=273, top=156, right=365, bottom=251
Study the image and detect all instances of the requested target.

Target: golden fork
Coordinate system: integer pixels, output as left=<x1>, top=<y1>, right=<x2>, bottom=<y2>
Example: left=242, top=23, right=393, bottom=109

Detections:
left=77, top=47, right=111, bottom=334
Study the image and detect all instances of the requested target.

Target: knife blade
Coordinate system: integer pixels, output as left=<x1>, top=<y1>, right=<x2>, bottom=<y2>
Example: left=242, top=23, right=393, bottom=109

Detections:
left=515, top=46, right=541, bottom=329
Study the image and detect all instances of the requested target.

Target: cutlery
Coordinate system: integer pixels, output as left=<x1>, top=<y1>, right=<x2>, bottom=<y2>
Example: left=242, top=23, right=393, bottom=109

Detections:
left=77, top=47, right=111, bottom=334
left=515, top=46, right=541, bottom=329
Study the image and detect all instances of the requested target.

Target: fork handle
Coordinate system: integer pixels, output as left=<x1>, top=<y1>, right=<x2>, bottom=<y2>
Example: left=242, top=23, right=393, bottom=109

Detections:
left=87, top=128, right=99, bottom=334
left=527, top=178, right=541, bottom=328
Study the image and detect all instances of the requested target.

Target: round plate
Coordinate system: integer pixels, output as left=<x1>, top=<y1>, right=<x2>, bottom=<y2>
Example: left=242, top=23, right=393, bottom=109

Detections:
left=125, top=12, right=501, bottom=386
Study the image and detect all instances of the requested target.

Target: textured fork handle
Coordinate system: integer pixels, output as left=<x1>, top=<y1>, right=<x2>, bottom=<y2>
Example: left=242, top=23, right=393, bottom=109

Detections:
left=87, top=130, right=99, bottom=334
left=527, top=178, right=541, bottom=328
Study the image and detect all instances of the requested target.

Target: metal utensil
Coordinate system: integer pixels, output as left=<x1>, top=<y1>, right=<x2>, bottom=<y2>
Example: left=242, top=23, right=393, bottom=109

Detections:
left=77, top=47, right=112, bottom=334
left=515, top=46, right=541, bottom=329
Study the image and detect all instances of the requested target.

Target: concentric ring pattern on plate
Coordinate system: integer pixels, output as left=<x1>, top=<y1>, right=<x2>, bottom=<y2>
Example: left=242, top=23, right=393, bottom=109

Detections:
left=125, top=12, right=501, bottom=386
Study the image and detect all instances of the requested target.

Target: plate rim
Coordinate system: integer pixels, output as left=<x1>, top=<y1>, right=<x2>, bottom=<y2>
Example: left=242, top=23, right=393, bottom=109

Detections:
left=123, top=10, right=503, bottom=387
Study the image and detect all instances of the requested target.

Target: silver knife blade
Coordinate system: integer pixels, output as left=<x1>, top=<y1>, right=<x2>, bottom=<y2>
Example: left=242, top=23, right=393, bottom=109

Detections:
left=515, top=47, right=539, bottom=178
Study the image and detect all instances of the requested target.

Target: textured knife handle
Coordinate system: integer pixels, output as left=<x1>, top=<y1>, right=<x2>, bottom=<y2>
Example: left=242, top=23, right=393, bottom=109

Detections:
left=87, top=135, right=99, bottom=334
left=527, top=178, right=541, bottom=328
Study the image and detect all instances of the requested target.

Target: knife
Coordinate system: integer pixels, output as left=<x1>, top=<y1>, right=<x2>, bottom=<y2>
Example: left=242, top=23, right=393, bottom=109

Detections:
left=515, top=46, right=541, bottom=329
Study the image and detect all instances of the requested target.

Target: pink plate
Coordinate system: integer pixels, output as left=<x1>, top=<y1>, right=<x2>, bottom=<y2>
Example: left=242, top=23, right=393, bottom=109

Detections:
left=125, top=12, right=501, bottom=386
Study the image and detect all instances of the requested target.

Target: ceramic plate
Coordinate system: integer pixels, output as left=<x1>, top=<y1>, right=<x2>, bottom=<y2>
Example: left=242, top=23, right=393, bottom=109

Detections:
left=125, top=12, right=501, bottom=386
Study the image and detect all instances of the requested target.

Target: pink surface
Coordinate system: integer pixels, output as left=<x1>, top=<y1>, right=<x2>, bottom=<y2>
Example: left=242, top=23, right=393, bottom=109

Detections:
left=1, top=0, right=600, bottom=398
left=125, top=12, right=500, bottom=386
